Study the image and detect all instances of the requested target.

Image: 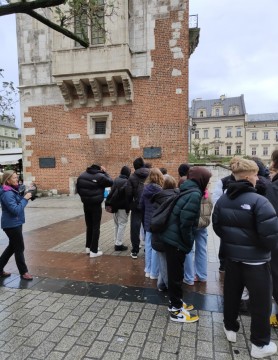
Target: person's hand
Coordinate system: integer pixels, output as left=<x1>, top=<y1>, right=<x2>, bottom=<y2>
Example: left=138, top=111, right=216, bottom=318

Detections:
left=100, top=166, right=106, bottom=172
left=24, top=192, right=32, bottom=200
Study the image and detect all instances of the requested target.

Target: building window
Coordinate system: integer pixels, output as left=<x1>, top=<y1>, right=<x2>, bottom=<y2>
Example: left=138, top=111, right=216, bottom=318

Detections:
left=252, top=147, right=256, bottom=156
left=263, top=147, right=268, bottom=156
left=276, top=131, right=278, bottom=141
left=203, top=147, right=208, bottom=156
left=215, top=108, right=220, bottom=116
left=215, top=128, right=220, bottom=138
left=229, top=106, right=239, bottom=115
left=87, top=111, right=112, bottom=139
left=194, top=130, right=199, bottom=139
left=74, top=0, right=105, bottom=47
left=251, top=132, right=257, bottom=140
left=236, top=145, right=241, bottom=155
left=226, top=146, right=232, bottom=156
left=226, top=128, right=232, bottom=138
left=263, top=131, right=269, bottom=140
left=215, top=146, right=219, bottom=156
left=236, top=128, right=242, bottom=137
left=200, top=111, right=204, bottom=117
left=95, top=120, right=106, bottom=134
left=203, top=129, right=208, bottom=139
left=4, top=129, right=8, bottom=136
left=5, top=141, right=9, bottom=148
left=11, top=131, right=15, bottom=137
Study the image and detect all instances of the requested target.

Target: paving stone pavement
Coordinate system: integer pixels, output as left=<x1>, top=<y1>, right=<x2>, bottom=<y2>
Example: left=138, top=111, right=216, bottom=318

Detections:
left=1, top=286, right=278, bottom=360
left=0, top=195, right=277, bottom=359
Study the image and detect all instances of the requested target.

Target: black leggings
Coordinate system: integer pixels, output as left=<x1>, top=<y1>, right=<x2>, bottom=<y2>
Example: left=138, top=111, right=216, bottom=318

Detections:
left=0, top=226, right=28, bottom=275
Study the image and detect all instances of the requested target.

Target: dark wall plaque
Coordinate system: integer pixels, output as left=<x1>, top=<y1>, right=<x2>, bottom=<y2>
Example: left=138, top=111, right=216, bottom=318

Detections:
left=143, top=147, right=162, bottom=159
left=39, top=157, right=56, bottom=168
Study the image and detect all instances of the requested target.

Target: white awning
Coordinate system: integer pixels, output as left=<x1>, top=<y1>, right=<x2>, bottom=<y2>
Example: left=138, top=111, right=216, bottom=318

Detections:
left=0, top=154, right=22, bottom=165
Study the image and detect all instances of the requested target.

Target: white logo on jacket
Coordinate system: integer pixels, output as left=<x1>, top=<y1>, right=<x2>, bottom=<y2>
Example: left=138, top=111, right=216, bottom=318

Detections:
left=241, top=204, right=251, bottom=210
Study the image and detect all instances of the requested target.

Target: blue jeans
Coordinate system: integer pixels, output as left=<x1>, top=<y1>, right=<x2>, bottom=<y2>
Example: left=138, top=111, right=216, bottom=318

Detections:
left=144, top=231, right=159, bottom=277
left=184, top=227, right=208, bottom=283
left=157, top=251, right=168, bottom=289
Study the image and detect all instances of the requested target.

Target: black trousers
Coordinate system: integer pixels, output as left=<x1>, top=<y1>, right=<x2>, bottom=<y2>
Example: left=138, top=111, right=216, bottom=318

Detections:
left=218, top=238, right=226, bottom=269
left=270, top=247, right=278, bottom=305
left=224, top=259, right=272, bottom=346
left=164, top=243, right=186, bottom=309
left=130, top=209, right=142, bottom=254
left=0, top=226, right=28, bottom=275
left=84, top=203, right=102, bottom=253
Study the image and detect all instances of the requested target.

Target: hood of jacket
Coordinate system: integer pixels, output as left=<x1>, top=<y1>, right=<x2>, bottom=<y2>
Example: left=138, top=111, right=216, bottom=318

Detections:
left=134, top=167, right=149, bottom=180
left=187, top=166, right=212, bottom=193
left=86, top=165, right=102, bottom=175
left=179, top=179, right=202, bottom=193
left=143, top=183, right=162, bottom=199
left=152, top=188, right=179, bottom=204
left=226, top=180, right=256, bottom=200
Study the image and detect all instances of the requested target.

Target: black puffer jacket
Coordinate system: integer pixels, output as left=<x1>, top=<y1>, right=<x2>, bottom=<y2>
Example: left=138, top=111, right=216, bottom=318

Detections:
left=126, top=167, right=149, bottom=210
left=212, top=180, right=278, bottom=263
left=151, top=188, right=180, bottom=252
left=76, top=165, right=113, bottom=205
left=106, top=175, right=129, bottom=211
left=265, top=173, right=278, bottom=214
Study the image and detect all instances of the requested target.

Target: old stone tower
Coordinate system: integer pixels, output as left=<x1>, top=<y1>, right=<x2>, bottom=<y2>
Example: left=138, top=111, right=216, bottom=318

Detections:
left=16, top=0, right=198, bottom=193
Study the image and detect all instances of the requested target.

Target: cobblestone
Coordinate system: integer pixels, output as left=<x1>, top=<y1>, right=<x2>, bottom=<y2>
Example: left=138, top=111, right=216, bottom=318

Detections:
left=0, top=195, right=277, bottom=359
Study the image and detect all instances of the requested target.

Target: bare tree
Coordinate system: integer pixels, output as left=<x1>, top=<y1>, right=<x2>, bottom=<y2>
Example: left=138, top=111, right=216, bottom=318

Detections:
left=0, top=69, right=17, bottom=122
left=0, top=0, right=118, bottom=47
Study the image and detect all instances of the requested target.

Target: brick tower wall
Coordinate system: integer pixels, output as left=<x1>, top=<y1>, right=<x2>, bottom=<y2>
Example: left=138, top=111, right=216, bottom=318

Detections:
left=23, top=9, right=189, bottom=193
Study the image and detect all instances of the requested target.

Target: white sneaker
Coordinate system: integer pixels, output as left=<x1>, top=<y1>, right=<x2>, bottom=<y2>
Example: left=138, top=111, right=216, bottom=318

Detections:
left=251, top=342, right=277, bottom=358
left=85, top=247, right=90, bottom=254
left=223, top=325, right=237, bottom=342
left=90, top=251, right=103, bottom=258
left=145, top=272, right=150, bottom=278
left=150, top=275, right=158, bottom=280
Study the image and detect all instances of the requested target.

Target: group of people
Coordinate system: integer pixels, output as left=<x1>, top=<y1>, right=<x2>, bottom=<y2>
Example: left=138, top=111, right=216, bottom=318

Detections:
left=75, top=154, right=278, bottom=358
left=76, top=157, right=212, bottom=324
left=1, top=153, right=278, bottom=358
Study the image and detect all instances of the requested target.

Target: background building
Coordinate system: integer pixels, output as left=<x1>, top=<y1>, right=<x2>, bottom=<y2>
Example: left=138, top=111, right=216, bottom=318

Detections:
left=245, top=113, right=278, bottom=160
left=190, top=95, right=278, bottom=162
left=0, top=116, right=19, bottom=150
left=190, top=95, right=246, bottom=158
left=16, top=0, right=199, bottom=194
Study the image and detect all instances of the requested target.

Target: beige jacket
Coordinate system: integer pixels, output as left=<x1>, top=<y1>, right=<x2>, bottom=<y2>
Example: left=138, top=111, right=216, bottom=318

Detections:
left=198, top=193, right=213, bottom=228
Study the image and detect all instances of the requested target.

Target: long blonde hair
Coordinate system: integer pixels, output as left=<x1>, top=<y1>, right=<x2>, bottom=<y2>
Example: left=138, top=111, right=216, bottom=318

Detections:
left=146, top=168, right=164, bottom=187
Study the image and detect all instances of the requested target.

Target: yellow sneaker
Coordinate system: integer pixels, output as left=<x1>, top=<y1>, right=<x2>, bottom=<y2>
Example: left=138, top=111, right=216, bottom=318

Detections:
left=270, top=314, right=278, bottom=328
left=169, top=307, right=199, bottom=323
left=182, top=301, right=194, bottom=311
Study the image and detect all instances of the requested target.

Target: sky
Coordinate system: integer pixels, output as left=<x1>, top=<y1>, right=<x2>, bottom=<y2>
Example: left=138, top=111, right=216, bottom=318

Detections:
left=0, top=0, right=278, bottom=128
left=189, top=0, right=278, bottom=115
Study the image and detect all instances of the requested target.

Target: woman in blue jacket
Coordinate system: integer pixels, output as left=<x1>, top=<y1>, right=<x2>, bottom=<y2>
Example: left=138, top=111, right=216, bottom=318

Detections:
left=0, top=170, right=33, bottom=280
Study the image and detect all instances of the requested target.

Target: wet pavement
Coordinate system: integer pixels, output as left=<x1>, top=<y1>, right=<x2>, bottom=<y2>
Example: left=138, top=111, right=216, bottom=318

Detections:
left=0, top=195, right=277, bottom=359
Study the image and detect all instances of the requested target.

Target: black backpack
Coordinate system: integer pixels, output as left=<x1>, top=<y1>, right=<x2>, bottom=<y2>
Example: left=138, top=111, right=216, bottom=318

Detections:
left=150, top=188, right=199, bottom=233
left=105, top=183, right=126, bottom=213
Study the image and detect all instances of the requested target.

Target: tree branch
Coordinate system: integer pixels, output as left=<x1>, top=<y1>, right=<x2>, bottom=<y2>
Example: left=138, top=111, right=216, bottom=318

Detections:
left=27, top=9, right=89, bottom=47
left=0, top=0, right=66, bottom=16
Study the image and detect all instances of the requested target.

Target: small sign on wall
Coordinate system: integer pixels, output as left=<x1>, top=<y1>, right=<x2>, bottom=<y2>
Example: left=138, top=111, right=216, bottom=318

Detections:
left=143, top=147, right=162, bottom=159
left=39, top=157, right=56, bottom=168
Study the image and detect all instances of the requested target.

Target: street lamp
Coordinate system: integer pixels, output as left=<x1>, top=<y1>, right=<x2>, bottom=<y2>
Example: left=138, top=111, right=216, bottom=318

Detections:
left=189, top=122, right=197, bottom=154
